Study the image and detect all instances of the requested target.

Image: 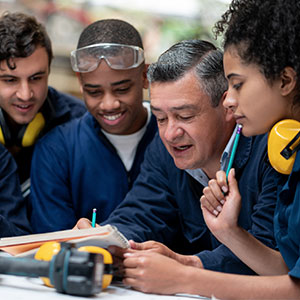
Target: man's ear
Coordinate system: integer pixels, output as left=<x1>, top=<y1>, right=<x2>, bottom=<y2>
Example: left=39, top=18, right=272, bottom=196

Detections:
left=75, top=72, right=84, bottom=94
left=280, top=67, right=297, bottom=96
left=142, top=64, right=149, bottom=89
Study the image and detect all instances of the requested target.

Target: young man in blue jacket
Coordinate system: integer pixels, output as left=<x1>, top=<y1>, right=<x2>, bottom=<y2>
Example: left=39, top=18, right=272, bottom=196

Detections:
left=77, top=40, right=283, bottom=276
left=30, top=19, right=157, bottom=233
left=0, top=12, right=86, bottom=236
left=0, top=12, right=86, bottom=194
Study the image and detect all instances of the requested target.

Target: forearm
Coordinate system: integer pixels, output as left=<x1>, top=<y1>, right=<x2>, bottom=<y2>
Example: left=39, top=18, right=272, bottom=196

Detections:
left=180, top=267, right=300, bottom=300
left=219, top=225, right=288, bottom=275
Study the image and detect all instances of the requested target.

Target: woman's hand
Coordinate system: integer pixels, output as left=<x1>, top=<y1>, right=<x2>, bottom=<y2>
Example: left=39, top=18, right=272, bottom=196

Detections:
left=123, top=251, right=189, bottom=294
left=200, top=169, right=242, bottom=244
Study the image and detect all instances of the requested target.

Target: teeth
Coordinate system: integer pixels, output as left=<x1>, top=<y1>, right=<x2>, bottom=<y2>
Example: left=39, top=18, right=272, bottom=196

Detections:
left=176, top=145, right=189, bottom=150
left=17, top=105, right=29, bottom=108
left=103, top=113, right=122, bottom=121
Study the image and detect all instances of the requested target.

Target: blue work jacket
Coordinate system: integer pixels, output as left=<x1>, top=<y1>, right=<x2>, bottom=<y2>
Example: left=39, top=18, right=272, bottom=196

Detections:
left=0, top=144, right=31, bottom=237
left=274, top=150, right=300, bottom=279
left=104, top=133, right=284, bottom=275
left=30, top=112, right=157, bottom=233
left=13, top=86, right=86, bottom=184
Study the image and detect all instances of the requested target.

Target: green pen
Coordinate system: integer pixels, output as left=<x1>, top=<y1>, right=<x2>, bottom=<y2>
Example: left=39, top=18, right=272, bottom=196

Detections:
left=226, top=124, right=243, bottom=178
left=92, top=208, right=97, bottom=228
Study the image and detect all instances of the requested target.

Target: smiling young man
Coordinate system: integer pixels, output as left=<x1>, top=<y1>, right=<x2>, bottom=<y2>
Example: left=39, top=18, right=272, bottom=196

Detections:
left=0, top=12, right=86, bottom=193
left=29, top=19, right=157, bottom=233
left=74, top=40, right=284, bottom=277
left=0, top=12, right=86, bottom=236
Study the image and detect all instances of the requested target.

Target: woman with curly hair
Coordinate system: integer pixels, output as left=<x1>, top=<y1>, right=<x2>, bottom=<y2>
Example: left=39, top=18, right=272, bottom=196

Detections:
left=119, top=0, right=300, bottom=299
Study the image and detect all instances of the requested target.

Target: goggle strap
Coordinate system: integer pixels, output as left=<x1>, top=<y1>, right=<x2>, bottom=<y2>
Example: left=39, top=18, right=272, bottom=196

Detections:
left=280, top=130, right=300, bottom=160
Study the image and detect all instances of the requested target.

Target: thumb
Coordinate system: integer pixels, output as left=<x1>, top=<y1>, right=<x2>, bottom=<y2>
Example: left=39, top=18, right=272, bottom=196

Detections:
left=227, top=168, right=240, bottom=197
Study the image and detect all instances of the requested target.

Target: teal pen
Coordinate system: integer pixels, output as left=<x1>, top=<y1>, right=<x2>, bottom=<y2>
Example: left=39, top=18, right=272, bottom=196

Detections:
left=92, top=208, right=97, bottom=228
left=226, top=124, right=243, bottom=178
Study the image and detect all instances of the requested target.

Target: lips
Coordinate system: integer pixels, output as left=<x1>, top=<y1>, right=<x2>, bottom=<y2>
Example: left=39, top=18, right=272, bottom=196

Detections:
left=172, top=144, right=192, bottom=153
left=13, top=103, right=34, bottom=113
left=99, top=111, right=126, bottom=126
left=103, top=112, right=122, bottom=121
left=234, top=114, right=245, bottom=123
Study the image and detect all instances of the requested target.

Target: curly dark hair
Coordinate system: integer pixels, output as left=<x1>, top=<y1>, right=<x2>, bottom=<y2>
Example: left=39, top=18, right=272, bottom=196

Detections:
left=214, top=0, right=300, bottom=93
left=0, top=11, right=53, bottom=70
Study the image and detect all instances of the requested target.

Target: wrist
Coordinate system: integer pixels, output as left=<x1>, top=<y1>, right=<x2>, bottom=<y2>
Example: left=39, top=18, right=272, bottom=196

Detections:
left=175, top=253, right=203, bottom=268
left=218, top=224, right=244, bottom=246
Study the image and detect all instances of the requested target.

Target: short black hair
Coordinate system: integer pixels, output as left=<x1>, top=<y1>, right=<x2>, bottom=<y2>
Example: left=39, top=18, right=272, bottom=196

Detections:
left=0, top=11, right=53, bottom=70
left=214, top=0, right=300, bottom=97
left=77, top=19, right=143, bottom=49
left=147, top=39, right=227, bottom=107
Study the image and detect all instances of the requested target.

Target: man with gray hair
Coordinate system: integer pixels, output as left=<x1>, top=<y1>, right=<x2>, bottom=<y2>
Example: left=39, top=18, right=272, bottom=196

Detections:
left=77, top=39, right=282, bottom=276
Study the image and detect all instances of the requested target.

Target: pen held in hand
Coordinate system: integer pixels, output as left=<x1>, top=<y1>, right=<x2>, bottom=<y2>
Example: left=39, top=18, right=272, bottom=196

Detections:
left=226, top=124, right=243, bottom=179
left=92, top=208, right=97, bottom=228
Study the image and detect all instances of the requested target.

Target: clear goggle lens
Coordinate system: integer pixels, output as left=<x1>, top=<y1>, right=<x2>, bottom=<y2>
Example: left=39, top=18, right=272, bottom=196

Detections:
left=70, top=43, right=144, bottom=72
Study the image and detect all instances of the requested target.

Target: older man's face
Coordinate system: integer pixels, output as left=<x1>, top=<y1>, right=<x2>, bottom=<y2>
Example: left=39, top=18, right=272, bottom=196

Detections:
left=150, top=70, right=232, bottom=172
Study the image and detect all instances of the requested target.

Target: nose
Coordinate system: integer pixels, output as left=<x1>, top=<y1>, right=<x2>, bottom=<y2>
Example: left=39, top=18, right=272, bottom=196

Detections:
left=223, top=90, right=238, bottom=112
left=16, top=81, right=33, bottom=101
left=163, top=120, right=184, bottom=143
left=99, top=93, right=121, bottom=111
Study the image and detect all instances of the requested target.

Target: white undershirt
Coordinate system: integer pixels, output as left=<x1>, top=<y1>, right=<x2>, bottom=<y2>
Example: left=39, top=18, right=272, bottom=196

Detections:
left=102, top=102, right=151, bottom=171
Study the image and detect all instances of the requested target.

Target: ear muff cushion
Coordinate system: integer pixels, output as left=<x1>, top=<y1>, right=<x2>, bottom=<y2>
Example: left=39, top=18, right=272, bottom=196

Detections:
left=268, top=119, right=300, bottom=174
left=22, top=112, right=45, bottom=147
left=35, top=241, right=61, bottom=287
left=78, top=246, right=113, bottom=289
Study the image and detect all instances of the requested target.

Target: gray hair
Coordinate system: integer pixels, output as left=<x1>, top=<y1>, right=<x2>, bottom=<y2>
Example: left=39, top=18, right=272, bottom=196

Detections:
left=147, top=40, right=227, bottom=107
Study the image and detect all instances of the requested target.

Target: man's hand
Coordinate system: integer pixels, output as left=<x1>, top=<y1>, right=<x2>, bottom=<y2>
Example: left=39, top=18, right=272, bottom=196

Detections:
left=73, top=217, right=99, bottom=229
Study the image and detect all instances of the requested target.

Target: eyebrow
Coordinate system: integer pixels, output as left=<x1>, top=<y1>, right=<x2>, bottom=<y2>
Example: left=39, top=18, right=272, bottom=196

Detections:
left=0, top=71, right=47, bottom=79
left=227, top=73, right=240, bottom=80
left=84, top=79, right=132, bottom=89
left=151, top=104, right=198, bottom=112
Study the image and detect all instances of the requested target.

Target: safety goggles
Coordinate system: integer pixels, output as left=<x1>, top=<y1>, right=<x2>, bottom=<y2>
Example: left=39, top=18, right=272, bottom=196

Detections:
left=70, top=43, right=144, bottom=73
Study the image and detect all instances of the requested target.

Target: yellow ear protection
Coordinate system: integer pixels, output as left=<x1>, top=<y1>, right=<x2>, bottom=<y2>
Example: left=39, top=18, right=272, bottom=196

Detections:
left=35, top=241, right=113, bottom=290
left=268, top=119, right=300, bottom=174
left=0, top=109, right=45, bottom=147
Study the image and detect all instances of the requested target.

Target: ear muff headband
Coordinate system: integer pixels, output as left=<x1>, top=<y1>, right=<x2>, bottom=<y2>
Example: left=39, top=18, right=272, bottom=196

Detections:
left=21, top=112, right=45, bottom=147
left=0, top=110, right=45, bottom=147
left=268, top=119, right=300, bottom=174
left=0, top=127, right=5, bottom=145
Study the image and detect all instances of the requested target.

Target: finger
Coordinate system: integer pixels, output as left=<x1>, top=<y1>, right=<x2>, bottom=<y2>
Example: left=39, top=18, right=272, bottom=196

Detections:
left=207, top=179, right=226, bottom=205
left=216, top=170, right=228, bottom=194
left=123, top=277, right=139, bottom=289
left=202, top=184, right=224, bottom=212
left=123, top=253, right=140, bottom=268
left=227, top=168, right=241, bottom=198
left=108, top=245, right=128, bottom=258
left=129, top=240, right=138, bottom=249
left=200, top=195, right=219, bottom=216
left=74, top=218, right=92, bottom=229
left=129, top=241, right=150, bottom=250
